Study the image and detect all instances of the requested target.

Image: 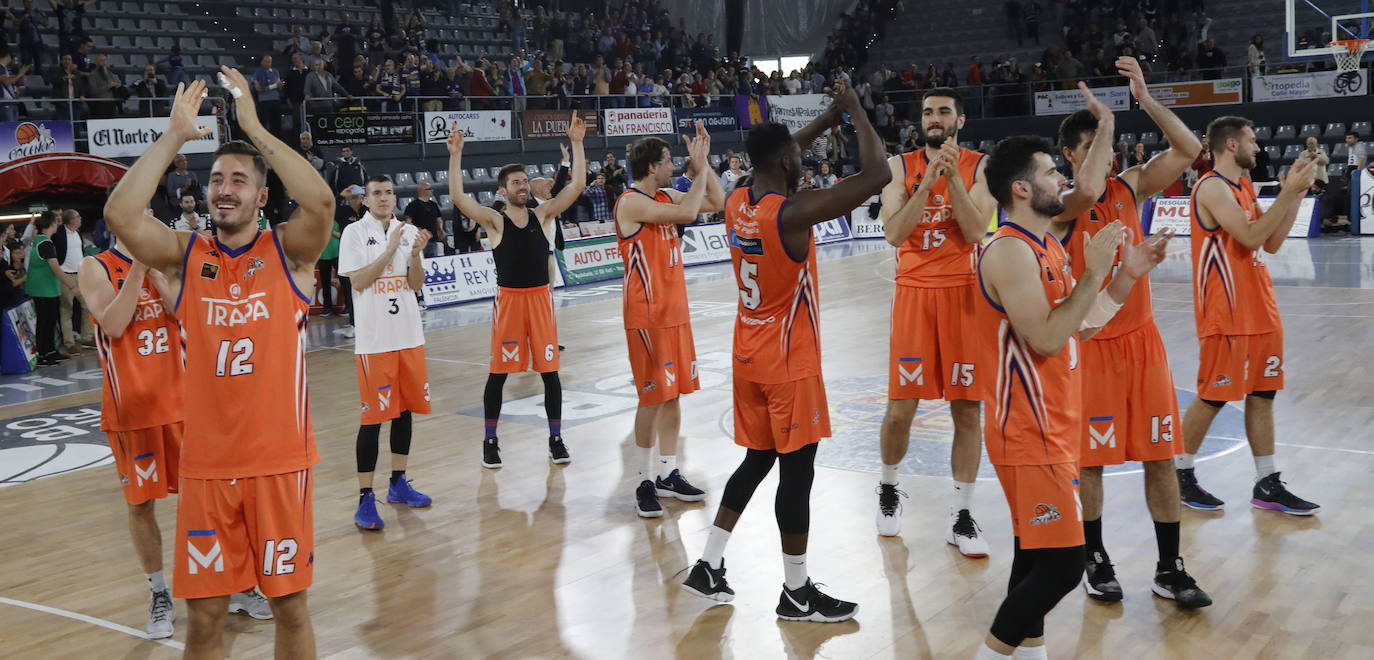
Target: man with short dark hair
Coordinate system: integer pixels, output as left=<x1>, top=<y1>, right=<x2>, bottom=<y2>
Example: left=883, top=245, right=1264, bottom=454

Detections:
left=402, top=181, right=445, bottom=257
left=331, top=145, right=367, bottom=192
left=164, top=154, right=198, bottom=212
left=253, top=54, right=284, bottom=138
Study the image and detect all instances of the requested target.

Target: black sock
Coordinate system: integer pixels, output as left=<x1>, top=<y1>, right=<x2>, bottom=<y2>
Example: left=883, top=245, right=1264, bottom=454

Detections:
left=391, top=470, right=405, bottom=485
left=1154, top=521, right=1181, bottom=568
left=1083, top=517, right=1104, bottom=554
left=360, top=487, right=373, bottom=502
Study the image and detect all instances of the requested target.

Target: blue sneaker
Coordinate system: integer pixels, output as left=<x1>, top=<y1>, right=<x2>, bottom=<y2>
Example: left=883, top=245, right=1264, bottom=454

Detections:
left=387, top=477, right=433, bottom=508
left=354, top=492, right=385, bottom=530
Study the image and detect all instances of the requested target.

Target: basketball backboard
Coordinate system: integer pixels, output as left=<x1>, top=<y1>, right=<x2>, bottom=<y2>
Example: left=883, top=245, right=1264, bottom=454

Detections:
left=1285, top=0, right=1374, bottom=59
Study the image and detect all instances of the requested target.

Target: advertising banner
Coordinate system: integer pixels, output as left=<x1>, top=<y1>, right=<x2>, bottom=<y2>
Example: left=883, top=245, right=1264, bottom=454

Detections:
left=87, top=116, right=219, bottom=158
left=813, top=216, right=852, bottom=244
left=1359, top=167, right=1373, bottom=235
left=0, top=121, right=74, bottom=162
left=1033, top=86, right=1130, bottom=116
left=422, top=110, right=513, bottom=143
left=309, top=113, right=415, bottom=146
left=735, top=94, right=770, bottom=128
left=680, top=222, right=730, bottom=265
left=1146, top=196, right=1317, bottom=237
left=766, top=94, right=832, bottom=132
left=849, top=195, right=885, bottom=238
left=522, top=109, right=600, bottom=139
left=675, top=107, right=739, bottom=134
left=1, top=300, right=38, bottom=374
left=420, top=251, right=563, bottom=308
left=602, top=107, right=675, bottom=137
left=1252, top=70, right=1369, bottom=102
left=1145, top=79, right=1244, bottom=107
left=556, top=234, right=623, bottom=284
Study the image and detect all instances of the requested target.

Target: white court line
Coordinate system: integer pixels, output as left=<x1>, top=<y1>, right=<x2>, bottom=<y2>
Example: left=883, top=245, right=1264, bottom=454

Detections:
left=0, top=596, right=187, bottom=652
left=319, top=345, right=487, bottom=367
left=1153, top=296, right=1374, bottom=307
left=1154, top=308, right=1373, bottom=319
left=1276, top=442, right=1374, bottom=456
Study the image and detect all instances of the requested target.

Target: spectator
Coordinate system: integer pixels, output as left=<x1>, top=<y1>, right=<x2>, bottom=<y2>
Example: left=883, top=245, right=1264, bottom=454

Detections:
left=72, top=36, right=92, bottom=72
left=601, top=151, right=627, bottom=189
left=331, top=145, right=367, bottom=192
left=1195, top=38, right=1226, bottom=78
left=815, top=161, right=838, bottom=189
left=50, top=0, right=92, bottom=58
left=26, top=211, right=68, bottom=364
left=875, top=94, right=895, bottom=141
left=1343, top=131, right=1367, bottom=174
left=305, top=41, right=330, bottom=74
left=444, top=61, right=467, bottom=110
left=170, top=192, right=211, bottom=234
left=47, top=52, right=87, bottom=119
left=155, top=44, right=188, bottom=88
left=16, top=0, right=47, bottom=75
left=53, top=209, right=91, bottom=353
left=402, top=53, right=421, bottom=108
left=304, top=57, right=350, bottom=115
left=297, top=132, right=325, bottom=178
left=375, top=58, right=404, bottom=111
left=332, top=183, right=366, bottom=327
left=966, top=56, right=983, bottom=85
left=0, top=52, right=28, bottom=122
left=283, top=25, right=311, bottom=58
left=403, top=182, right=445, bottom=258
left=1192, top=14, right=1213, bottom=49
left=253, top=54, right=285, bottom=136
left=580, top=172, right=614, bottom=222
left=283, top=51, right=309, bottom=129
left=131, top=63, right=168, bottom=117
left=1248, top=35, right=1267, bottom=77
left=419, top=59, right=446, bottom=112
left=1024, top=0, right=1042, bottom=45
left=86, top=53, right=124, bottom=119
left=1005, top=0, right=1024, bottom=46
left=1137, top=18, right=1159, bottom=62
left=164, top=154, right=198, bottom=211
left=1054, top=47, right=1084, bottom=89
left=524, top=58, right=552, bottom=109
left=720, top=153, right=747, bottom=192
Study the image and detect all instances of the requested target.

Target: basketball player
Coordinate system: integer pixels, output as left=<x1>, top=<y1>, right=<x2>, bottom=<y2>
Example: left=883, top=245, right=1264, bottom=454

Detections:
left=1051, top=58, right=1211, bottom=607
left=975, top=135, right=1165, bottom=659
left=338, top=174, right=434, bottom=531
left=681, top=85, right=887, bottom=622
left=1179, top=117, right=1320, bottom=515
left=104, top=70, right=333, bottom=657
left=614, top=122, right=724, bottom=517
left=874, top=87, right=998, bottom=552
left=448, top=114, right=586, bottom=468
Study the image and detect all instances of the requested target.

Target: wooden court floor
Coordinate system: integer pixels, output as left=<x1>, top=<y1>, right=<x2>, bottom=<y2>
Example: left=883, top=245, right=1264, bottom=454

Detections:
left=1, top=236, right=1372, bottom=659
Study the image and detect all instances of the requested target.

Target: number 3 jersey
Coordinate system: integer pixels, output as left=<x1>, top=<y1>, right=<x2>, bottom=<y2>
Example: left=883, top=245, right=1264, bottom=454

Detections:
left=92, top=249, right=185, bottom=432
left=175, top=230, right=318, bottom=479
left=725, top=187, right=821, bottom=384
left=337, top=213, right=425, bottom=354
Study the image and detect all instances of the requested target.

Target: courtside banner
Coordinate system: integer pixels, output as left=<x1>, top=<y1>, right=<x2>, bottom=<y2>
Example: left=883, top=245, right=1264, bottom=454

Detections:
left=603, top=108, right=675, bottom=136
left=0, top=121, right=74, bottom=163
left=87, top=116, right=219, bottom=158
left=421, top=252, right=564, bottom=308
left=1145, top=196, right=1318, bottom=237
left=766, top=94, right=833, bottom=132
left=813, top=216, right=852, bottom=244
left=557, top=234, right=624, bottom=284
left=676, top=107, right=738, bottom=134
left=680, top=222, right=729, bottom=265
left=1033, top=86, right=1129, bottom=116
left=1252, top=70, right=1370, bottom=102
left=522, top=109, right=600, bottom=139
left=1359, top=167, right=1373, bottom=235
left=849, top=195, right=884, bottom=238
left=1145, top=79, right=1243, bottom=107
left=422, top=110, right=513, bottom=143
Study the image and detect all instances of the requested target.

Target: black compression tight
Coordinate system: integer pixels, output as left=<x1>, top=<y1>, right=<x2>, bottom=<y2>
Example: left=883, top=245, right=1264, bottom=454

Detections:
left=355, top=411, right=414, bottom=473
left=717, top=444, right=818, bottom=541
left=483, top=371, right=562, bottom=422
left=990, top=540, right=1086, bottom=647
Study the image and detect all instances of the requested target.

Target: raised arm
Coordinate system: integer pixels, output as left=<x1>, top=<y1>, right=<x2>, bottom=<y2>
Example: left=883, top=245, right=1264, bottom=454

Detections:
left=103, top=81, right=206, bottom=270
left=1119, top=57, right=1201, bottom=199
left=537, top=113, right=587, bottom=223
left=78, top=257, right=145, bottom=338
left=692, top=122, right=726, bottom=213
left=1056, top=82, right=1116, bottom=222
left=781, top=86, right=891, bottom=229
left=445, top=123, right=503, bottom=232
left=219, top=66, right=334, bottom=269
left=1196, top=159, right=1313, bottom=253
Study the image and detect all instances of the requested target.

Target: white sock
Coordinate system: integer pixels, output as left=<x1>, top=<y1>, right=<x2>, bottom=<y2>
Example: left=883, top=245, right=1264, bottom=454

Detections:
left=659, top=454, right=677, bottom=480
left=881, top=463, right=899, bottom=485
left=952, top=479, right=975, bottom=514
left=701, top=526, right=730, bottom=570
left=1175, top=453, right=1196, bottom=470
left=1254, top=454, right=1276, bottom=482
left=976, top=643, right=1013, bottom=659
left=1015, top=644, right=1048, bottom=660
left=637, top=445, right=653, bottom=482
left=146, top=570, right=166, bottom=592
left=783, top=553, right=808, bottom=590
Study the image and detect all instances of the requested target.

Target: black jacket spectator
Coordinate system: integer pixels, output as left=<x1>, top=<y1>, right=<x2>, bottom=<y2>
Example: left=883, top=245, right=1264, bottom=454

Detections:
left=330, top=149, right=367, bottom=192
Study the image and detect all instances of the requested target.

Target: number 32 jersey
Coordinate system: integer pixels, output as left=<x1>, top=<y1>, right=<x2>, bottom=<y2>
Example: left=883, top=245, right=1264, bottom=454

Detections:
left=176, top=230, right=318, bottom=480
left=726, top=187, right=821, bottom=384
left=92, top=249, right=185, bottom=432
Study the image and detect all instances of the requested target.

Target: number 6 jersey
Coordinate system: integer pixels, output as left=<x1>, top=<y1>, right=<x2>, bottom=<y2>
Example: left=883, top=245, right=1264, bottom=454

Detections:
left=92, top=249, right=185, bottom=432
left=176, top=230, right=318, bottom=479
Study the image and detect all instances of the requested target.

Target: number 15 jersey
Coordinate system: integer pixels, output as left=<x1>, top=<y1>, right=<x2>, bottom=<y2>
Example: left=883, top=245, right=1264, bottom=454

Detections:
left=176, top=230, right=318, bottom=480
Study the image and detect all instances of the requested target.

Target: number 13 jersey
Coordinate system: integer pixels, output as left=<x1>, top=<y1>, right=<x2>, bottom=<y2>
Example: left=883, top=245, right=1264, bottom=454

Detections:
left=176, top=230, right=318, bottom=479
left=726, top=187, right=821, bottom=384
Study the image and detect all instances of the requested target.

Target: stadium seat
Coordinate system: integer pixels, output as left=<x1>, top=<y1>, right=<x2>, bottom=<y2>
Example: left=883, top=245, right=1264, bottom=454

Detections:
left=1274, top=125, right=1296, bottom=140
left=1333, top=142, right=1349, bottom=159
left=1327, top=163, right=1346, bottom=179
left=1298, top=124, right=1321, bottom=139
left=393, top=172, right=416, bottom=193
left=1280, top=144, right=1303, bottom=162
left=588, top=160, right=602, bottom=173
left=439, top=194, right=454, bottom=209
left=1253, top=125, right=1273, bottom=141
left=1118, top=132, right=1137, bottom=146
left=112, top=35, right=133, bottom=49
left=488, top=166, right=505, bottom=183
left=1139, top=131, right=1160, bottom=147
left=708, top=154, right=721, bottom=168
left=397, top=197, right=414, bottom=212
left=1323, top=122, right=1347, bottom=139
left=478, top=190, right=496, bottom=205
left=434, top=170, right=449, bottom=186
left=978, top=139, right=996, bottom=152
left=959, top=141, right=975, bottom=150
left=1352, top=121, right=1371, bottom=137
left=524, top=165, right=540, bottom=179
left=470, top=168, right=489, bottom=184
left=414, top=171, right=435, bottom=188
left=671, top=156, right=685, bottom=169
left=540, top=164, right=557, bottom=177
left=1263, top=145, right=1282, bottom=162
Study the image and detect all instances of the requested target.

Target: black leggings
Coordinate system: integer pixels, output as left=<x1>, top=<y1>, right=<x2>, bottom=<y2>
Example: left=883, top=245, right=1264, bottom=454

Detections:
left=33, top=295, right=60, bottom=356
left=356, top=410, right=413, bottom=473
left=317, top=259, right=338, bottom=310
left=719, top=443, right=818, bottom=539
left=990, top=539, right=1086, bottom=646
left=483, top=371, right=562, bottom=423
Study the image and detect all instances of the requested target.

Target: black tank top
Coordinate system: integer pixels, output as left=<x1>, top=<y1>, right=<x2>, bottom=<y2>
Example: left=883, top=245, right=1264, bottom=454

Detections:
left=493, top=208, right=550, bottom=288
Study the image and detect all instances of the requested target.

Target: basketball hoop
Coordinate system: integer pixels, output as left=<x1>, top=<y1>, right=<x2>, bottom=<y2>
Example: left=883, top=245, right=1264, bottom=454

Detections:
left=1330, top=39, right=1370, bottom=72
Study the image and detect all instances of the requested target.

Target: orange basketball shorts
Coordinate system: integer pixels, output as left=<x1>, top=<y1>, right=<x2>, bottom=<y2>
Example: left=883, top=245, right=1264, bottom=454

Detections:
left=625, top=324, right=700, bottom=406
left=1079, top=324, right=1182, bottom=467
left=888, top=283, right=991, bottom=402
left=356, top=346, right=433, bottom=425
left=1196, top=331, right=1284, bottom=402
left=994, top=462, right=1083, bottom=549
left=733, top=373, right=831, bottom=455
left=490, top=285, right=560, bottom=374
left=174, top=469, right=314, bottom=599
left=109, top=422, right=183, bottom=505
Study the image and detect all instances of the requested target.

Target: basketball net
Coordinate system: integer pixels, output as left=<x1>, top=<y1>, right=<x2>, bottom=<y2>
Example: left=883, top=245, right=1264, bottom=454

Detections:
left=1330, top=39, right=1370, bottom=72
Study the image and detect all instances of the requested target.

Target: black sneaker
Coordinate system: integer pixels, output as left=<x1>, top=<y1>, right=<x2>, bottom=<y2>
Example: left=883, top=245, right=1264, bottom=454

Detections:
left=38, top=354, right=58, bottom=366
left=656, top=469, right=706, bottom=502
left=548, top=435, right=570, bottom=464
left=1152, top=557, right=1213, bottom=609
left=1178, top=468, right=1225, bottom=511
left=1084, top=550, right=1124, bottom=602
left=1251, top=472, right=1320, bottom=516
left=52, top=352, right=70, bottom=362
left=681, top=559, right=734, bottom=602
left=481, top=438, right=502, bottom=469
left=776, top=579, right=858, bottom=623
left=635, top=479, right=663, bottom=518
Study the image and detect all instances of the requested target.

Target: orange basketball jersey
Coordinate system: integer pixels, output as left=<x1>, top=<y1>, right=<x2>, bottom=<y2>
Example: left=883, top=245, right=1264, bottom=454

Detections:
left=92, top=249, right=185, bottom=432
left=616, top=188, right=690, bottom=329
left=896, top=147, right=985, bottom=287
left=1059, top=176, right=1154, bottom=340
left=726, top=187, right=821, bottom=384
left=175, top=231, right=318, bottom=479
left=978, top=223, right=1083, bottom=466
left=1188, top=171, right=1281, bottom=338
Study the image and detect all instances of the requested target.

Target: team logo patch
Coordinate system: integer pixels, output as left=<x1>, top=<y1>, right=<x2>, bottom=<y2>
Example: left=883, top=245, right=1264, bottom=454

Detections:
left=1030, top=503, right=1061, bottom=525
left=246, top=257, right=265, bottom=278
left=229, top=283, right=242, bottom=299
left=1212, top=374, right=1232, bottom=387
left=641, top=380, right=657, bottom=393
left=1089, top=209, right=1102, bottom=223
left=367, top=237, right=379, bottom=246
left=200, top=262, right=220, bottom=280
left=1088, top=416, right=1116, bottom=450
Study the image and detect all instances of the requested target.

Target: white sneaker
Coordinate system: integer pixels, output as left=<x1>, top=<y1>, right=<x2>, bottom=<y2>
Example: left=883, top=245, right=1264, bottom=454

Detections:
left=335, top=326, right=355, bottom=338
left=228, top=590, right=274, bottom=620
left=146, top=589, right=175, bottom=639
left=946, top=509, right=990, bottom=557
left=875, top=483, right=907, bottom=537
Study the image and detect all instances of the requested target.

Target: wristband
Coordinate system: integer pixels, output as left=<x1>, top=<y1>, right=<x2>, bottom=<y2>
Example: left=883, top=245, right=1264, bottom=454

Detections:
left=218, top=73, right=242, bottom=99
left=1081, top=289, right=1124, bottom=330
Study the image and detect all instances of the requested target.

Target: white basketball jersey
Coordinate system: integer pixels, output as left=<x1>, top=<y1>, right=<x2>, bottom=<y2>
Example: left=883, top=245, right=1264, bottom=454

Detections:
left=338, top=213, right=426, bottom=354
